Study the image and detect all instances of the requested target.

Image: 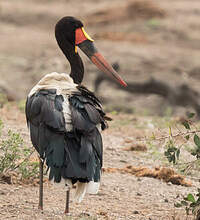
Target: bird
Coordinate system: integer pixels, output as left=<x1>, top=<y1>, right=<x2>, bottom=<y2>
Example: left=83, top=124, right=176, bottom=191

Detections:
left=25, top=16, right=127, bottom=213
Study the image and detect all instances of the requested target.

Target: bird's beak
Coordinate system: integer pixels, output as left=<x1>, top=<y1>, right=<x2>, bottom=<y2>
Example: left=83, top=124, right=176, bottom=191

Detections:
left=75, top=28, right=127, bottom=87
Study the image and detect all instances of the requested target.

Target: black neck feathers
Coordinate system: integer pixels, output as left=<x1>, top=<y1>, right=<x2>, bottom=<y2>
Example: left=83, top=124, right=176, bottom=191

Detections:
left=69, top=53, right=84, bottom=84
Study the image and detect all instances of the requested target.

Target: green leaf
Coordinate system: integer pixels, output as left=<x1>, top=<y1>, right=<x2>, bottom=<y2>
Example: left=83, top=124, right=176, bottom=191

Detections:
left=194, top=134, right=200, bottom=149
left=190, top=202, right=197, bottom=208
left=174, top=203, right=182, bottom=208
left=191, top=151, right=197, bottom=156
left=172, top=154, right=176, bottom=164
left=168, top=157, right=173, bottom=163
left=110, top=111, right=118, bottom=115
left=164, top=151, right=170, bottom=156
left=187, top=112, right=195, bottom=119
left=168, top=147, right=177, bottom=152
left=186, top=194, right=196, bottom=203
left=181, top=200, right=188, bottom=206
left=185, top=135, right=190, bottom=140
left=176, top=149, right=180, bottom=160
left=182, top=121, right=190, bottom=130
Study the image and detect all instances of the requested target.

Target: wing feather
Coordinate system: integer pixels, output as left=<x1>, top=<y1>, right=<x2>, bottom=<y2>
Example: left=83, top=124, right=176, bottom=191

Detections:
left=26, top=87, right=108, bottom=185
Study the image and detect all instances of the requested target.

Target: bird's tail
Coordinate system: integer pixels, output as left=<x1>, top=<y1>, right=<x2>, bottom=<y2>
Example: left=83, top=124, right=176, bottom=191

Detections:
left=73, top=181, right=100, bottom=203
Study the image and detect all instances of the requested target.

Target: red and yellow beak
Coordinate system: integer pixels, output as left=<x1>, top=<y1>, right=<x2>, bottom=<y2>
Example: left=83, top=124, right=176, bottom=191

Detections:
left=75, top=27, right=127, bottom=87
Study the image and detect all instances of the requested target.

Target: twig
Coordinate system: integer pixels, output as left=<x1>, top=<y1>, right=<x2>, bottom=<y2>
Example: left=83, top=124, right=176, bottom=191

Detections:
left=6, top=149, right=35, bottom=172
left=136, top=129, right=200, bottom=142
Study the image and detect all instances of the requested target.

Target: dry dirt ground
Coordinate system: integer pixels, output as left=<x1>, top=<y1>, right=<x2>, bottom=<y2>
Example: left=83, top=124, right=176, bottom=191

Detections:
left=0, top=105, right=200, bottom=220
left=1, top=0, right=200, bottom=219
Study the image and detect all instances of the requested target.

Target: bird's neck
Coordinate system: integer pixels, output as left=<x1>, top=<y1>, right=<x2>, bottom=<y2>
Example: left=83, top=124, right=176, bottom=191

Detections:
left=69, top=53, right=84, bottom=84
left=56, top=36, right=84, bottom=84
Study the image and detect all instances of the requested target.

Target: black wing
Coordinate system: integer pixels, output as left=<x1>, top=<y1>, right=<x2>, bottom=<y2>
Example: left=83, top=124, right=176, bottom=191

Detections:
left=26, top=88, right=107, bottom=183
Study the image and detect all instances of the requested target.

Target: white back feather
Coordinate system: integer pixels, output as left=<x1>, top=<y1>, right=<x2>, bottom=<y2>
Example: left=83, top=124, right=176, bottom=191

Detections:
left=28, top=72, right=78, bottom=97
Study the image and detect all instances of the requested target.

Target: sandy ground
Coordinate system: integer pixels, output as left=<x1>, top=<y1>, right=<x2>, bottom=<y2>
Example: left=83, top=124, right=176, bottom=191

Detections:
left=0, top=105, right=199, bottom=220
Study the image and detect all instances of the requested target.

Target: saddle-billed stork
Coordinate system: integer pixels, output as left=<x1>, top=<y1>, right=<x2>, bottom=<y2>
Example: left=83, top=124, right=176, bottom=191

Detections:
left=25, top=16, right=127, bottom=213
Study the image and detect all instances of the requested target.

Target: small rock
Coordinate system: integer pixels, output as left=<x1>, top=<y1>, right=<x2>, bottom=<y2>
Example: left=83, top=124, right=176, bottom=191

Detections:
left=164, top=198, right=169, bottom=203
left=136, top=192, right=142, bottom=196
left=99, top=211, right=107, bottom=216
left=79, top=212, right=91, bottom=217
left=133, top=210, right=139, bottom=214
left=120, top=160, right=127, bottom=163
left=106, top=147, right=115, bottom=151
left=176, top=194, right=180, bottom=198
left=0, top=191, right=6, bottom=195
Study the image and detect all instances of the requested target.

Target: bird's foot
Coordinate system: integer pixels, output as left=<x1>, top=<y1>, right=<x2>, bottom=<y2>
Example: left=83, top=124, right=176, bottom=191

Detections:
left=64, top=210, right=71, bottom=215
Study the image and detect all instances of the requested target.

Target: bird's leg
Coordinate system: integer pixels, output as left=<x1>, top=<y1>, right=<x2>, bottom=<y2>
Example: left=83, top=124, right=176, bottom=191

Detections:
left=38, top=157, right=44, bottom=210
left=64, top=189, right=70, bottom=214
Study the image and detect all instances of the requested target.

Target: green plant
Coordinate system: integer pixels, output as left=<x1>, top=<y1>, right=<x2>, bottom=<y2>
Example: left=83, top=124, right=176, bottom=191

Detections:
left=0, top=93, right=8, bottom=108
left=17, top=99, right=26, bottom=112
left=0, top=119, right=3, bottom=136
left=163, top=113, right=200, bottom=218
left=146, top=18, right=161, bottom=29
left=18, top=161, right=39, bottom=179
left=175, top=191, right=200, bottom=216
left=191, top=134, right=200, bottom=159
left=0, top=130, right=24, bottom=173
left=0, top=120, right=38, bottom=182
left=164, top=139, right=180, bottom=164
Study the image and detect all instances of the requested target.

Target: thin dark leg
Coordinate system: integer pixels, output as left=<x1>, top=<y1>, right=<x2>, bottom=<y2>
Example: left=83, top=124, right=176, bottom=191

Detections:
left=64, top=189, right=70, bottom=214
left=38, top=158, right=44, bottom=210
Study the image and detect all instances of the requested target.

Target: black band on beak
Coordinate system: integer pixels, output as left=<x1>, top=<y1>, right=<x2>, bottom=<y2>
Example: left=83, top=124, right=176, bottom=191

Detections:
left=77, top=40, right=127, bottom=87
left=77, top=40, right=98, bottom=58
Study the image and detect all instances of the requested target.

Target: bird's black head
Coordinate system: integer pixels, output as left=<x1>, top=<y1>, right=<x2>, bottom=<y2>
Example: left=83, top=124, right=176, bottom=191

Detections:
left=55, top=16, right=83, bottom=48
left=55, top=16, right=127, bottom=86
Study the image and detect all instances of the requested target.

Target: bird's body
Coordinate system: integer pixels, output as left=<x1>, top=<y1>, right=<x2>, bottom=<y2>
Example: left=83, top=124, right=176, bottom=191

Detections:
left=26, top=72, right=107, bottom=202
left=25, top=16, right=126, bottom=212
